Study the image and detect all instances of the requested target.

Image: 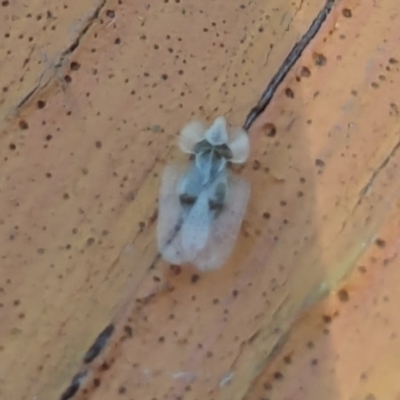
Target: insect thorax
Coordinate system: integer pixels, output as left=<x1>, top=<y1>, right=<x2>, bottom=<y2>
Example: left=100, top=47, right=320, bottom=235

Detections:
left=192, top=139, right=233, bottom=161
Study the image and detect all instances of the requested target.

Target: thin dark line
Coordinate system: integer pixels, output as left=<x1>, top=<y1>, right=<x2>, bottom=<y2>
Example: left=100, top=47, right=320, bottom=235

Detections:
left=83, top=323, right=115, bottom=364
left=59, top=371, right=87, bottom=400
left=243, top=0, right=336, bottom=130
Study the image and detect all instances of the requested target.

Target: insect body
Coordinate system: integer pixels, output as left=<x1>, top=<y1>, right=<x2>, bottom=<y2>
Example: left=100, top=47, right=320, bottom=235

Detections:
left=157, top=116, right=250, bottom=271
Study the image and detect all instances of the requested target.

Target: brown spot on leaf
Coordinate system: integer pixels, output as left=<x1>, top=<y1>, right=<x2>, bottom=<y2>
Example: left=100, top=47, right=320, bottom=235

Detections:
left=342, top=8, right=352, bottom=18
left=262, top=122, right=276, bottom=137
left=312, top=52, right=327, bottom=66
left=19, top=120, right=29, bottom=130
left=375, top=238, right=386, bottom=247
left=337, top=288, right=349, bottom=302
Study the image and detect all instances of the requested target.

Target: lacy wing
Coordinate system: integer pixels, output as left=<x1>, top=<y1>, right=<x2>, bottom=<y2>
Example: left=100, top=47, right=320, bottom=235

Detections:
left=193, top=172, right=250, bottom=271
left=157, top=164, right=190, bottom=265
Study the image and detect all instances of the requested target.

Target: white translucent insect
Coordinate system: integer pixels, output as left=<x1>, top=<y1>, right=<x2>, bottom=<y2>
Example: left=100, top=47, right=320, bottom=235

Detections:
left=157, top=116, right=250, bottom=271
